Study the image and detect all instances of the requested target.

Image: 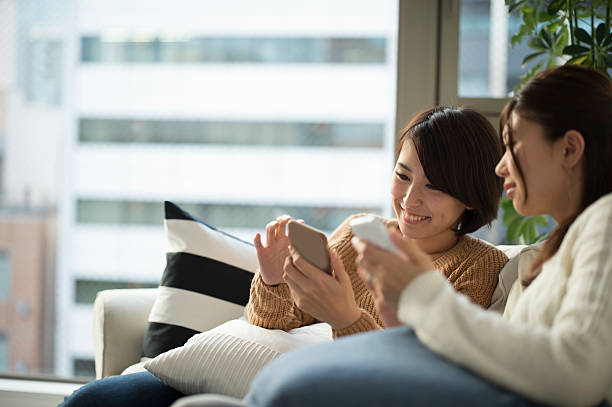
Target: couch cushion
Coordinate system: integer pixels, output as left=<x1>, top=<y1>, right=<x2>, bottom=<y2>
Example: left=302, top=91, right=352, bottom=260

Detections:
left=145, top=318, right=332, bottom=398
left=142, top=201, right=259, bottom=358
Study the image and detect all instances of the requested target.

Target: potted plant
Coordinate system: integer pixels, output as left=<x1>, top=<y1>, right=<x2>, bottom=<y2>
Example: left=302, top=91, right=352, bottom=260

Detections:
left=500, top=0, right=611, bottom=244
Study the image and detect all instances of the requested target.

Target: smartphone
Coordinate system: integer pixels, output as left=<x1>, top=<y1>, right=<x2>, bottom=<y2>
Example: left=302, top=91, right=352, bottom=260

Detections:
left=349, top=215, right=400, bottom=255
left=287, top=220, right=331, bottom=274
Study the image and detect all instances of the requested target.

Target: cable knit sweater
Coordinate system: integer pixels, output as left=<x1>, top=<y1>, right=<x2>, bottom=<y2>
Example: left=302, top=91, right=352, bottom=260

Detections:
left=398, top=192, right=612, bottom=407
left=248, top=214, right=508, bottom=338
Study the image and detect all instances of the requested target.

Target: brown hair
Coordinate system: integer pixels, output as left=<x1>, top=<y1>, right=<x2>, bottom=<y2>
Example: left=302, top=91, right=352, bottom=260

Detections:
left=499, top=65, right=612, bottom=286
left=397, top=106, right=503, bottom=235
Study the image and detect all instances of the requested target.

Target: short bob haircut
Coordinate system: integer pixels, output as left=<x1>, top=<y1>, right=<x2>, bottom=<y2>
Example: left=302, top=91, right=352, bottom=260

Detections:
left=396, top=106, right=503, bottom=235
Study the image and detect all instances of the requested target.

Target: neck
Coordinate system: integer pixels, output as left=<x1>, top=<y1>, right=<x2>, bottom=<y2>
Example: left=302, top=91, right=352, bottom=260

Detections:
left=550, top=176, right=583, bottom=225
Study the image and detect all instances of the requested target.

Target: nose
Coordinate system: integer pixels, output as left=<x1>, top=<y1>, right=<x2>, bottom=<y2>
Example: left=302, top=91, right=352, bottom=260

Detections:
left=402, top=184, right=423, bottom=208
left=495, top=151, right=509, bottom=178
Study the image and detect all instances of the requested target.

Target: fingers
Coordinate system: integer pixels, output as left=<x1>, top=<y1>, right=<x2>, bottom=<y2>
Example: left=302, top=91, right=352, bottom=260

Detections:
left=288, top=244, right=331, bottom=280
left=265, top=221, right=276, bottom=245
left=277, top=216, right=291, bottom=239
left=389, top=230, right=431, bottom=265
left=330, top=249, right=347, bottom=284
left=351, top=237, right=391, bottom=265
left=253, top=233, right=264, bottom=254
left=283, top=255, right=308, bottom=287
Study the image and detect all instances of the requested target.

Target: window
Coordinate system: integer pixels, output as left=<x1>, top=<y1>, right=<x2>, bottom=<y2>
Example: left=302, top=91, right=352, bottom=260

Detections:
left=0, top=251, right=10, bottom=300
left=2, top=0, right=399, bottom=380
left=76, top=199, right=378, bottom=231
left=439, top=0, right=533, bottom=114
left=0, top=333, right=8, bottom=371
left=75, top=279, right=158, bottom=305
left=79, top=118, right=385, bottom=147
left=72, top=358, right=95, bottom=378
left=81, top=36, right=387, bottom=64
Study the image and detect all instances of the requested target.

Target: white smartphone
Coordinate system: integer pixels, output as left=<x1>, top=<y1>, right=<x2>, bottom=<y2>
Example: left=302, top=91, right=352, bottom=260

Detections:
left=349, top=215, right=400, bottom=255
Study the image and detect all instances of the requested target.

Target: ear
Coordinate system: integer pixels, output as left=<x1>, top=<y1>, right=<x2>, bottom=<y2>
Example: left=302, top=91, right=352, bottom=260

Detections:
left=559, top=130, right=585, bottom=170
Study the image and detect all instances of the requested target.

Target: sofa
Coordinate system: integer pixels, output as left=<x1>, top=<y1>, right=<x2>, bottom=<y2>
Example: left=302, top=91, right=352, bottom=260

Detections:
left=90, top=242, right=535, bottom=406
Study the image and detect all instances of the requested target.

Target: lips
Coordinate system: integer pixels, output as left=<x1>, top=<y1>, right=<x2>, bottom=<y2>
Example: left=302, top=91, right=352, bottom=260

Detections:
left=402, top=212, right=431, bottom=225
left=504, top=182, right=517, bottom=198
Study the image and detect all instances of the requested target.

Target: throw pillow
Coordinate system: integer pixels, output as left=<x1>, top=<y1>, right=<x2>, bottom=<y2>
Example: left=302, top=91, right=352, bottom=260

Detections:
left=142, top=201, right=259, bottom=358
left=144, top=318, right=332, bottom=398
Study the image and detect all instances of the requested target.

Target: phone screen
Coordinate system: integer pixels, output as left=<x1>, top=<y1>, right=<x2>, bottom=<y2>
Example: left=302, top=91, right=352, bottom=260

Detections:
left=287, top=221, right=331, bottom=274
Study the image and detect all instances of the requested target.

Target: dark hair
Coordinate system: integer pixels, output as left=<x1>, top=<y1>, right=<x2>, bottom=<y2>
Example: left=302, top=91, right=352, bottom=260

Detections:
left=499, top=65, right=612, bottom=286
left=396, top=106, right=503, bottom=235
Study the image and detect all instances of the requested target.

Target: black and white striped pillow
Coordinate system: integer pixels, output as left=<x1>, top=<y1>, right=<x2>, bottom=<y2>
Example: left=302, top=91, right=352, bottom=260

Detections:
left=142, top=201, right=258, bottom=358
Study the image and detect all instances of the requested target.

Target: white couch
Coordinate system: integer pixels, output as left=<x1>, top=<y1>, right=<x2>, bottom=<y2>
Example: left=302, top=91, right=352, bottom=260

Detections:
left=92, top=244, right=533, bottom=380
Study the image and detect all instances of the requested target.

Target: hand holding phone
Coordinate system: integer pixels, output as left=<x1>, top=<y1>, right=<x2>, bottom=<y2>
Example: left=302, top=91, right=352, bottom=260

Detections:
left=287, top=220, right=331, bottom=274
left=349, top=215, right=400, bottom=255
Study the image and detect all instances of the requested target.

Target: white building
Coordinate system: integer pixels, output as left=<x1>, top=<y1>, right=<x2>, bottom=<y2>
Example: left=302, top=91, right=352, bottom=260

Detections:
left=54, top=0, right=399, bottom=377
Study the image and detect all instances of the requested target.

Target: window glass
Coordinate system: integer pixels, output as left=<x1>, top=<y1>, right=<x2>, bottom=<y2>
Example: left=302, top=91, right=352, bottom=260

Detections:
left=1, top=0, right=398, bottom=379
left=458, top=0, right=531, bottom=97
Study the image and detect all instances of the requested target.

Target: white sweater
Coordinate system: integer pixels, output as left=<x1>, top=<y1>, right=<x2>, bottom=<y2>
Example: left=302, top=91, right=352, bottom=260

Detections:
left=398, top=192, right=612, bottom=407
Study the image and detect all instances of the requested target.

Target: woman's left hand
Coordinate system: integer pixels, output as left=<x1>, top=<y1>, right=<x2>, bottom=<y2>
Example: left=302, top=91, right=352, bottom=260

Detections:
left=352, top=230, right=435, bottom=316
left=283, top=247, right=362, bottom=331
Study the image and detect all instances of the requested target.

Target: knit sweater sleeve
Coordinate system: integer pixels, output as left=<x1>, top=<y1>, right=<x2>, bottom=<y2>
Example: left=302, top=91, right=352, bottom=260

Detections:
left=247, top=271, right=316, bottom=331
left=452, top=246, right=508, bottom=308
left=397, top=195, right=612, bottom=406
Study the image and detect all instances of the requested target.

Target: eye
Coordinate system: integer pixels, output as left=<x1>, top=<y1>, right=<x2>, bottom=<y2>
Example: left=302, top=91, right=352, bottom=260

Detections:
left=395, top=171, right=410, bottom=181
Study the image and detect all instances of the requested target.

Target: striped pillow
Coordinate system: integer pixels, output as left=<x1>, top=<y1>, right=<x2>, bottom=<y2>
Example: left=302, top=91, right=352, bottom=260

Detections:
left=142, top=201, right=258, bottom=358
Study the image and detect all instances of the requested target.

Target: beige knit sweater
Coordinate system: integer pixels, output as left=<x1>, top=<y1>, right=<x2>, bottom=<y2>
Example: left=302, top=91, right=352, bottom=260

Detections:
left=247, top=214, right=508, bottom=338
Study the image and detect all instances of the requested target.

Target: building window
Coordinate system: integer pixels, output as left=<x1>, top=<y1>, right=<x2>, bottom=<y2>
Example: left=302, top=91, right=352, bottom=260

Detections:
left=76, top=199, right=379, bottom=231
left=81, top=36, right=386, bottom=64
left=458, top=0, right=531, bottom=97
left=0, top=251, right=10, bottom=300
left=75, top=279, right=158, bottom=305
left=79, top=119, right=385, bottom=148
left=72, top=358, right=95, bottom=378
left=0, top=332, right=8, bottom=371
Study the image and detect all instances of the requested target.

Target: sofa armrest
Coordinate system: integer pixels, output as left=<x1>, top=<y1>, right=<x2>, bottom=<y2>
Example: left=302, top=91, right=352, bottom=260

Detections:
left=93, top=288, right=158, bottom=378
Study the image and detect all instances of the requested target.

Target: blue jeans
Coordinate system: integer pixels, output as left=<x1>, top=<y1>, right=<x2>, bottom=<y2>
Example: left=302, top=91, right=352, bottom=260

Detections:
left=245, top=326, right=544, bottom=407
left=58, top=371, right=185, bottom=407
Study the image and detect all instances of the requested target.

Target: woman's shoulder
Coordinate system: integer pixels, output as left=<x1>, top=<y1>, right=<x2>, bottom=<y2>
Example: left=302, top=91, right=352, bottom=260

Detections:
left=460, top=235, right=509, bottom=263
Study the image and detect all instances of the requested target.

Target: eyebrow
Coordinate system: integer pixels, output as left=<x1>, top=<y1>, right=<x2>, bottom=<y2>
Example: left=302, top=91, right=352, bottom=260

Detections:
left=398, top=163, right=412, bottom=172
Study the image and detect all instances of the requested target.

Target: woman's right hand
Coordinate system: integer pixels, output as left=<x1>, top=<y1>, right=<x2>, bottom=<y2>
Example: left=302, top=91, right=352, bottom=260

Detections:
left=254, top=215, right=296, bottom=286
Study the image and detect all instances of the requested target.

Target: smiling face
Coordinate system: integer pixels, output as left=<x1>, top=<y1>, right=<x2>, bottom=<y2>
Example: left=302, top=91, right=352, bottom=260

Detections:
left=495, top=112, right=567, bottom=218
left=391, top=140, right=468, bottom=255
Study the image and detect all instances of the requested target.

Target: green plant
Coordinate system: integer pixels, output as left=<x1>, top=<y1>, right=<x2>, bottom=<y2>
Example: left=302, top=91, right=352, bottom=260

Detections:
left=507, top=0, right=612, bottom=86
left=500, top=197, right=549, bottom=244
left=499, top=0, right=610, bottom=244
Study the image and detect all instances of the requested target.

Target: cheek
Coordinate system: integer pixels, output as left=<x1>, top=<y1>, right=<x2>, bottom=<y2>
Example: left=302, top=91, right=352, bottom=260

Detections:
left=390, top=179, right=405, bottom=200
left=428, top=194, right=465, bottom=221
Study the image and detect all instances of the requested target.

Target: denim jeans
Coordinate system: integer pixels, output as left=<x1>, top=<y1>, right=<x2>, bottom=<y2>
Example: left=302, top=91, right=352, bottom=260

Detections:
left=58, top=371, right=185, bottom=407
left=245, top=326, right=547, bottom=407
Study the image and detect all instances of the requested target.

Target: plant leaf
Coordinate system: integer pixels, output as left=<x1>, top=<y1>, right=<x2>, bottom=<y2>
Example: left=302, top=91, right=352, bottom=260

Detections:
left=566, top=54, right=589, bottom=65
left=522, top=51, right=545, bottom=67
left=528, top=37, right=548, bottom=51
left=596, top=22, right=608, bottom=45
left=563, top=44, right=590, bottom=55
left=547, top=0, right=565, bottom=15
left=574, top=27, right=592, bottom=44
left=541, top=27, right=553, bottom=47
left=507, top=216, right=526, bottom=243
left=605, top=54, right=612, bottom=68
left=602, top=33, right=612, bottom=48
left=534, top=215, right=549, bottom=226
left=508, top=0, right=528, bottom=14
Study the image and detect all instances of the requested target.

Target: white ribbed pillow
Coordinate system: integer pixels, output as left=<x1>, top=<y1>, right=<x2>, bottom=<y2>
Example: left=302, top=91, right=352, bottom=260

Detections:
left=144, top=318, right=332, bottom=398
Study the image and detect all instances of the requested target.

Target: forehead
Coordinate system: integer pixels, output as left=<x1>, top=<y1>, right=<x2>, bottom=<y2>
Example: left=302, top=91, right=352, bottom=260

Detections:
left=397, top=140, right=424, bottom=172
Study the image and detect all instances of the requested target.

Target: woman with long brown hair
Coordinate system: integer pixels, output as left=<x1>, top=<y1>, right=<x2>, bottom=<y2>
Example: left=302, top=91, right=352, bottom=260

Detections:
left=243, top=65, right=612, bottom=407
